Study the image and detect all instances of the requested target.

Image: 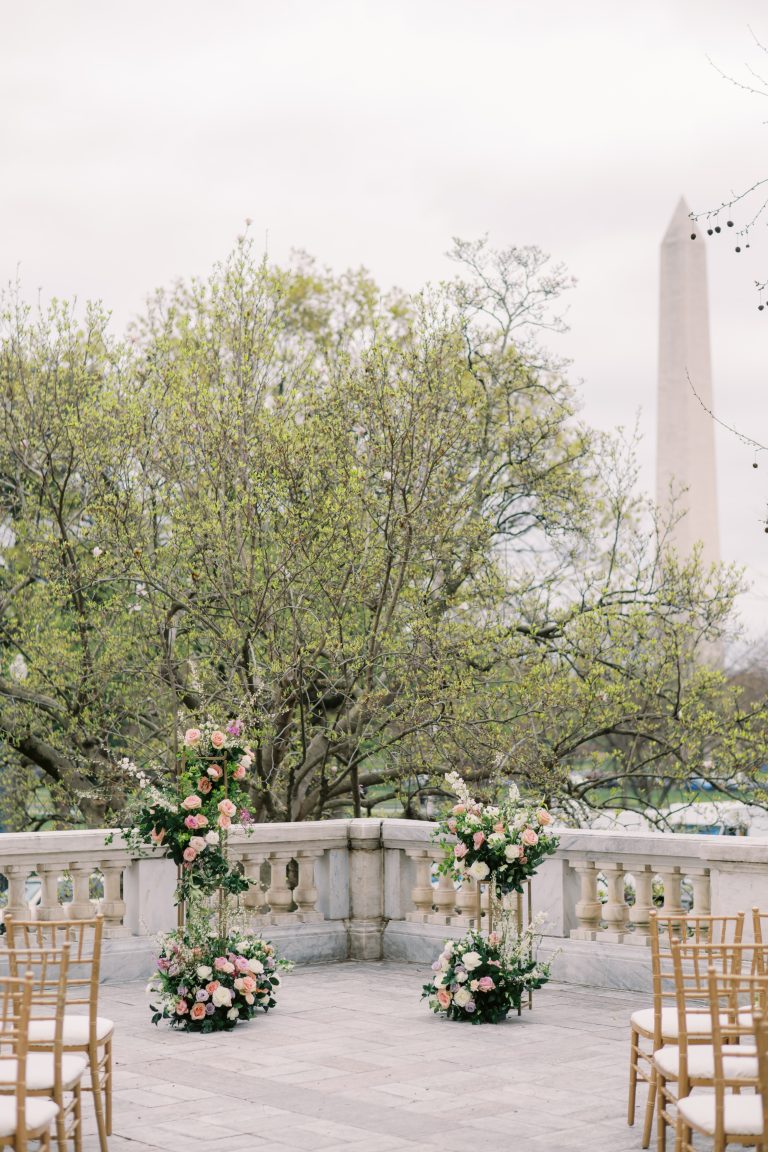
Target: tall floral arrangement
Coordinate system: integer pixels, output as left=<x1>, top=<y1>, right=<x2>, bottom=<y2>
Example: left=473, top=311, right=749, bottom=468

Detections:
left=119, top=720, right=254, bottom=904
left=436, top=771, right=558, bottom=895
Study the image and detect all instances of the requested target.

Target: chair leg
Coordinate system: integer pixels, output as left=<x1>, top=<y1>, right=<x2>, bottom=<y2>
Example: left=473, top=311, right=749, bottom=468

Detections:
left=74, top=1084, right=83, bottom=1152
left=628, top=1027, right=639, bottom=1125
left=89, top=1046, right=109, bottom=1152
left=55, top=1103, right=68, bottom=1152
left=105, top=1037, right=112, bottom=1136
left=641, top=1064, right=657, bottom=1148
left=656, top=1072, right=667, bottom=1152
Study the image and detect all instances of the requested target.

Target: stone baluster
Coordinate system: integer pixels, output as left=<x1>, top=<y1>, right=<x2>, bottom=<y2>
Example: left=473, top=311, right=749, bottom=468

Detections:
left=627, top=866, right=654, bottom=945
left=659, top=867, right=683, bottom=916
left=431, top=869, right=457, bottom=923
left=405, top=850, right=434, bottom=922
left=1, top=865, right=31, bottom=920
left=99, top=859, right=129, bottom=935
left=689, top=869, right=711, bottom=916
left=66, top=865, right=96, bottom=919
left=570, top=861, right=602, bottom=940
left=294, top=852, right=322, bottom=922
left=454, top=872, right=477, bottom=925
left=266, top=853, right=295, bottom=921
left=239, top=853, right=267, bottom=911
left=602, top=863, right=629, bottom=941
left=34, top=864, right=63, bottom=921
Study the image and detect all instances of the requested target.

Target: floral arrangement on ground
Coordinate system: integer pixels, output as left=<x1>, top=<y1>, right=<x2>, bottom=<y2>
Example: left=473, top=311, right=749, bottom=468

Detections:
left=422, top=917, right=552, bottom=1024
left=436, top=771, right=558, bottom=894
left=147, top=921, right=292, bottom=1033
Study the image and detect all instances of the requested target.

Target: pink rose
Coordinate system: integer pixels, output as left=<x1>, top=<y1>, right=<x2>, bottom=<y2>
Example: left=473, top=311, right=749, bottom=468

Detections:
left=184, top=815, right=199, bottom=829
left=190, top=1002, right=206, bottom=1020
left=149, top=827, right=166, bottom=845
left=210, top=730, right=226, bottom=748
left=189, top=836, right=207, bottom=852
left=184, top=728, right=201, bottom=747
left=195, top=813, right=209, bottom=827
left=521, top=827, right=539, bottom=847
left=452, top=805, right=466, bottom=816
left=183, top=847, right=197, bottom=863
left=218, top=814, right=232, bottom=830
left=472, top=831, right=486, bottom=850
left=197, top=777, right=212, bottom=794
left=207, top=764, right=223, bottom=780
left=218, top=798, right=237, bottom=817
left=437, top=989, right=452, bottom=1009
left=477, top=975, right=495, bottom=992
left=235, top=957, right=251, bottom=972
left=454, top=843, right=468, bottom=859
left=239, top=975, right=256, bottom=993
left=493, top=822, right=505, bottom=833
left=536, top=809, right=552, bottom=826
left=447, top=818, right=457, bottom=834
left=175, top=1000, right=189, bottom=1015
left=233, top=765, right=246, bottom=781
left=181, top=795, right=202, bottom=810
left=205, top=981, right=220, bottom=993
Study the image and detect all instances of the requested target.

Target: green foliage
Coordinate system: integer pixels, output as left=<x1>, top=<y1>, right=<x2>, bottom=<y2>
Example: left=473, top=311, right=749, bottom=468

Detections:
left=0, top=236, right=765, bottom=827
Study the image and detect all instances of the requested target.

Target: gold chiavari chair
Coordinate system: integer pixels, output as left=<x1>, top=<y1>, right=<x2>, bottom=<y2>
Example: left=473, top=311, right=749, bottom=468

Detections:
left=4, top=918, right=113, bottom=1152
left=676, top=965, right=768, bottom=1152
left=0, top=973, right=59, bottom=1152
left=0, top=946, right=86, bottom=1152
left=655, top=941, right=766, bottom=1152
left=629, top=911, right=745, bottom=1148
left=752, top=1008, right=768, bottom=1148
left=754, top=908, right=768, bottom=953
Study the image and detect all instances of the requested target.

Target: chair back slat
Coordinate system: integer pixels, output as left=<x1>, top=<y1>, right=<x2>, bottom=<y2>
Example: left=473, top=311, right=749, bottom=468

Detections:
left=649, top=912, right=745, bottom=1047
left=0, top=973, right=33, bottom=1104
left=4, top=915, right=104, bottom=1034
left=752, top=1007, right=768, bottom=1143
left=705, top=966, right=768, bottom=1143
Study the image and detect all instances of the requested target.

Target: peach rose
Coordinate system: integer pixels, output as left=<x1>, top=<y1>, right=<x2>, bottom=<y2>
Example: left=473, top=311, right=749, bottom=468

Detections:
left=205, top=980, right=220, bottom=993
left=218, top=814, right=232, bottom=830
left=493, top=822, right=505, bottom=833
left=181, top=795, right=202, bottom=810
left=451, top=805, right=466, bottom=816
left=437, top=989, right=452, bottom=1009
left=197, top=777, right=212, bottom=794
left=521, top=827, right=539, bottom=847
left=218, top=798, right=237, bottom=817
left=149, top=827, right=166, bottom=845
left=210, top=730, right=226, bottom=748
left=207, top=764, right=223, bottom=780
left=190, top=1002, right=206, bottom=1020
left=472, top=831, right=486, bottom=850
left=183, top=846, right=197, bottom=863
left=536, top=809, right=552, bottom=826
left=183, top=728, right=201, bottom=747
left=233, top=765, right=247, bottom=780
left=195, top=813, right=209, bottom=827
left=447, top=818, right=457, bottom=833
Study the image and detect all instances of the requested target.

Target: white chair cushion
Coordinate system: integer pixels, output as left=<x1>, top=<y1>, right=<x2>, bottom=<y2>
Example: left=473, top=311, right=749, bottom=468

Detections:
left=654, top=1043, right=757, bottom=1081
left=28, top=1016, right=114, bottom=1045
left=0, top=1053, right=87, bottom=1091
left=0, top=1096, right=59, bottom=1138
left=630, top=1006, right=725, bottom=1038
left=678, top=1093, right=764, bottom=1137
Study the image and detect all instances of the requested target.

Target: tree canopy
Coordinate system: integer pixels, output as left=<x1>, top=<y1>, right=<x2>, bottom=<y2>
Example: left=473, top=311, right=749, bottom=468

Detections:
left=0, top=236, right=765, bottom=829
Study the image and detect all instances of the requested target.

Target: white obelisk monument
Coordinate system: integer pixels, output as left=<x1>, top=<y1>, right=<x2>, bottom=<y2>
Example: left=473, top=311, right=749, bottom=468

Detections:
left=656, top=197, right=720, bottom=569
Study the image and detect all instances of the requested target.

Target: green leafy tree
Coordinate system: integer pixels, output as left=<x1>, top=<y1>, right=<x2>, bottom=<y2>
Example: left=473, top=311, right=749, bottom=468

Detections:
left=0, top=237, right=765, bottom=828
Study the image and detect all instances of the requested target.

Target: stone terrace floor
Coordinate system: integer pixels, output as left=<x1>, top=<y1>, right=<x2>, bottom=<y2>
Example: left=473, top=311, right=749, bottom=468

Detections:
left=82, top=961, right=708, bottom=1152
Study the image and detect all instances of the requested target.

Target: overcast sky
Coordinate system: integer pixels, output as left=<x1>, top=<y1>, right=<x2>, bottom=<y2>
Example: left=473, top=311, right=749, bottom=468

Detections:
left=2, top=0, right=767, bottom=644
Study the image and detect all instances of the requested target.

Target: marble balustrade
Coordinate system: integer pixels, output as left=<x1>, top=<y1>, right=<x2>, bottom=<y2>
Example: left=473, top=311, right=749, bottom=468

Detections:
left=0, top=821, right=765, bottom=988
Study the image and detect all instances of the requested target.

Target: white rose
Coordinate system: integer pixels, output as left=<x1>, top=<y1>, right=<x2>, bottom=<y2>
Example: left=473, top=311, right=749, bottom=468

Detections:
left=462, top=951, right=482, bottom=971
left=443, top=941, right=454, bottom=955
left=468, top=860, right=490, bottom=881
left=227, top=1007, right=239, bottom=1020
left=247, top=958, right=264, bottom=975
left=454, top=987, right=472, bottom=1008
left=455, top=970, right=468, bottom=984
left=212, top=986, right=233, bottom=1008
left=196, top=965, right=212, bottom=979
left=433, top=974, right=444, bottom=988
left=488, top=832, right=505, bottom=846
left=504, top=844, right=522, bottom=862
left=470, top=979, right=479, bottom=992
